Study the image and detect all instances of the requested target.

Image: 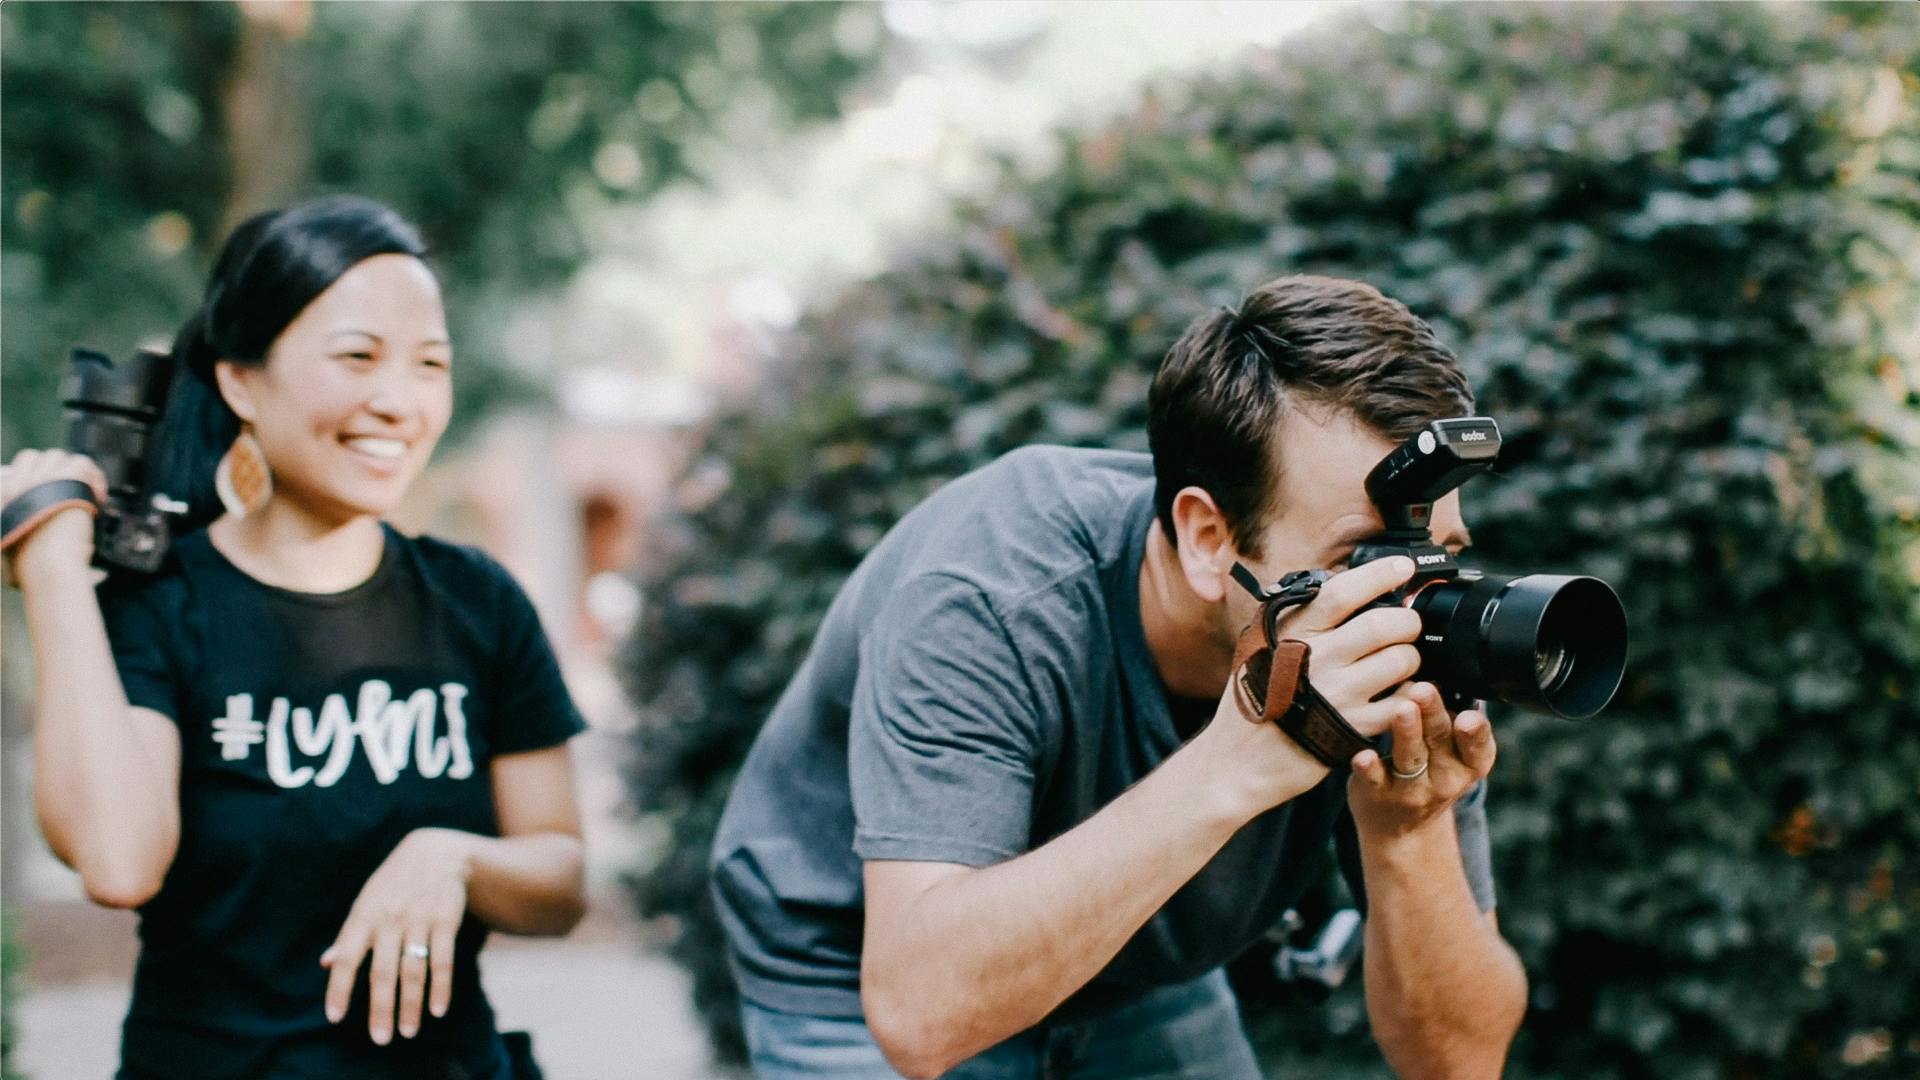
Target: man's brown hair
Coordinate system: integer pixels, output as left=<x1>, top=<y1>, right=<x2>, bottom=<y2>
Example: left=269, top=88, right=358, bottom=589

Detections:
left=1146, top=275, right=1474, bottom=557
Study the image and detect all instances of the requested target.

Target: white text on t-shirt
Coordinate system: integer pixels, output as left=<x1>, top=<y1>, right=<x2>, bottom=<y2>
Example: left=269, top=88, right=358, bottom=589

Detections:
left=209, top=680, right=476, bottom=787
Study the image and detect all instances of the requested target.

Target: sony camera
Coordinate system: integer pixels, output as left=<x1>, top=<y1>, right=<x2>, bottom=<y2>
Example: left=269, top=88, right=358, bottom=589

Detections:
left=1239, top=416, right=1628, bottom=721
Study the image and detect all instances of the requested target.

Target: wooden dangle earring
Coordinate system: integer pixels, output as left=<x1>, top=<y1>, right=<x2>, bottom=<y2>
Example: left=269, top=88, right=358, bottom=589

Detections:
left=214, top=426, right=273, bottom=518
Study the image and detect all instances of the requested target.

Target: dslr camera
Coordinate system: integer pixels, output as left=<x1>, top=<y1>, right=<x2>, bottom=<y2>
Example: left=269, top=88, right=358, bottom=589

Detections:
left=0, top=347, right=184, bottom=576
left=1236, top=416, right=1627, bottom=721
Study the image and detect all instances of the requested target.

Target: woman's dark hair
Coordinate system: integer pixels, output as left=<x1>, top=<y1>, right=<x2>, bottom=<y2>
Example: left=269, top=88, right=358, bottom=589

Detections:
left=152, top=195, right=429, bottom=533
left=1147, top=275, right=1474, bottom=558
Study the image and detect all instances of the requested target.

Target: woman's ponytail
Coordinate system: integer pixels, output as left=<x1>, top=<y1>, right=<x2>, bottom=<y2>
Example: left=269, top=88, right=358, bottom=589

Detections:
left=147, top=307, right=241, bottom=535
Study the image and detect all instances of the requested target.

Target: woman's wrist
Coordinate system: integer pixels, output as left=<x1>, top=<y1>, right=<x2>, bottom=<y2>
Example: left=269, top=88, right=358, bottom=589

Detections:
left=408, top=826, right=481, bottom=886
left=12, top=513, right=96, bottom=591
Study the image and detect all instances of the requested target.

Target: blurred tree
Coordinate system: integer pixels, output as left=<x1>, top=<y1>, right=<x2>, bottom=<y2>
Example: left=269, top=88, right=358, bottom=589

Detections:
left=622, top=3, right=1919, bottom=1074
left=1, top=0, right=888, bottom=452
left=1, top=3, right=234, bottom=454
left=2, top=914, right=20, bottom=1080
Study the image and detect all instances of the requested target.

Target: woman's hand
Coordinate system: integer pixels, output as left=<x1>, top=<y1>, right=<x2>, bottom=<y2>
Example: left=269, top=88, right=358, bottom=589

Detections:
left=1, top=449, right=106, bottom=587
left=322, top=827, right=476, bottom=1045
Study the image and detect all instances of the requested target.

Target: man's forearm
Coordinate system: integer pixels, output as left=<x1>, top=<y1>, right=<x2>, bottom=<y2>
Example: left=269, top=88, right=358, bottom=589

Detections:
left=863, top=734, right=1320, bottom=1076
left=1359, top=813, right=1526, bottom=1079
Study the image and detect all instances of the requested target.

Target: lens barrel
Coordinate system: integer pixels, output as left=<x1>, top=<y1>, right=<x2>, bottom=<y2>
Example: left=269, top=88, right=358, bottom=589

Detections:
left=1409, top=573, right=1627, bottom=719
left=61, top=348, right=172, bottom=497
left=61, top=348, right=171, bottom=421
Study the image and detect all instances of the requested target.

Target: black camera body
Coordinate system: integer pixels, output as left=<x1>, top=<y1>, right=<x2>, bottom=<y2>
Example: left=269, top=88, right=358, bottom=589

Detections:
left=1240, top=416, right=1628, bottom=721
left=1346, top=416, right=1502, bottom=707
left=63, top=346, right=183, bottom=574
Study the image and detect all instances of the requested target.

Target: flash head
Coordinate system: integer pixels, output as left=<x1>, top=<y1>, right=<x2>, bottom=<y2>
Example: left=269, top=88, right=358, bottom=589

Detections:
left=1365, top=417, right=1501, bottom=533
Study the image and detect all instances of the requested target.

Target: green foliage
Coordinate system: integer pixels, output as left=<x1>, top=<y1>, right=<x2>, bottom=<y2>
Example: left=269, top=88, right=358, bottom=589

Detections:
left=623, top=3, right=1920, bottom=1075
left=2, top=911, right=23, bottom=1080
left=299, top=1, right=876, bottom=306
left=1, top=3, right=237, bottom=452
left=1, top=1, right=883, bottom=452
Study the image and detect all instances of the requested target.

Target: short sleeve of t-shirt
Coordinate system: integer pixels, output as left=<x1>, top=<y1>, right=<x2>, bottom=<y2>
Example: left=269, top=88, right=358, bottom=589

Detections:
left=848, top=573, right=1047, bottom=867
left=1452, top=778, right=1496, bottom=912
left=99, top=577, right=184, bottom=722
left=471, top=554, right=588, bottom=755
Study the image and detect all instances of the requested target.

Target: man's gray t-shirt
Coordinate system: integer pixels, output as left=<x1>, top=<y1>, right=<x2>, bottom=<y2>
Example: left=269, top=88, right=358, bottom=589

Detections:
left=710, top=445, right=1495, bottom=1021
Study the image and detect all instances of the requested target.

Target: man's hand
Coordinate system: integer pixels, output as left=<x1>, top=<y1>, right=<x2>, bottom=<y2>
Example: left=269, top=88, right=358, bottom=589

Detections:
left=1261, top=556, right=1426, bottom=734
left=1193, top=556, right=1426, bottom=819
left=1348, top=682, right=1496, bottom=841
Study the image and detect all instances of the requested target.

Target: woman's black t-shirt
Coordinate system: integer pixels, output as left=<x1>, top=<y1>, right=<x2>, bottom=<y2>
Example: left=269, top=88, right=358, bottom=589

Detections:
left=98, top=523, right=586, bottom=1080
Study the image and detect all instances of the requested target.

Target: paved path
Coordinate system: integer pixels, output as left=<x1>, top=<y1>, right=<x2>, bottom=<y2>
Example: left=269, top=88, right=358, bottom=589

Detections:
left=11, top=902, right=723, bottom=1080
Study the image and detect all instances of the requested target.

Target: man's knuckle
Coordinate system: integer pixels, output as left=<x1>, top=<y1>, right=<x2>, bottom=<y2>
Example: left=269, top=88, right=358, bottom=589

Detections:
left=1395, top=645, right=1422, bottom=677
left=1340, top=609, right=1380, bottom=640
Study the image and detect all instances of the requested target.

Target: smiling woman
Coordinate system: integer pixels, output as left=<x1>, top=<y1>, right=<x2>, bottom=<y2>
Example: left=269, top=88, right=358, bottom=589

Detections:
left=155, top=200, right=449, bottom=547
left=0, top=196, right=588, bottom=1080
left=204, top=249, right=454, bottom=584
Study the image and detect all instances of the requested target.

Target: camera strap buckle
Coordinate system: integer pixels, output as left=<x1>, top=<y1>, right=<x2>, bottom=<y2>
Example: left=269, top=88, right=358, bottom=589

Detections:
left=1230, top=565, right=1335, bottom=643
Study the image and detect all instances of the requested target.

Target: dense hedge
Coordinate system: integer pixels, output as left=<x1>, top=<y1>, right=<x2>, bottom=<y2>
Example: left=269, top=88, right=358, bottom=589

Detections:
left=622, top=5, right=1920, bottom=1075
left=2, top=915, right=20, bottom=1080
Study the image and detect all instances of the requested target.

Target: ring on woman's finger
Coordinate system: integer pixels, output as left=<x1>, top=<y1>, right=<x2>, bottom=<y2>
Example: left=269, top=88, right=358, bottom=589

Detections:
left=1389, top=757, right=1429, bottom=781
left=405, top=942, right=430, bottom=961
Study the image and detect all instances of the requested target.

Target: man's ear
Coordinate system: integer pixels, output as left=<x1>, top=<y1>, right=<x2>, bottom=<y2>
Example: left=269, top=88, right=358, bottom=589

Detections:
left=212, top=360, right=259, bottom=425
left=1169, top=486, right=1238, bottom=605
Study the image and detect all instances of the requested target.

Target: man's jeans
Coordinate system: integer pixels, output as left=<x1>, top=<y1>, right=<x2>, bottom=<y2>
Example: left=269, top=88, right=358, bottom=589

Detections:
left=739, top=969, right=1264, bottom=1079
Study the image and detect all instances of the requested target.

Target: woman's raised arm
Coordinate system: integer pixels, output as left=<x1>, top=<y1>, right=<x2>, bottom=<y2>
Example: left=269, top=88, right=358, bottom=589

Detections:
left=7, top=448, right=182, bottom=909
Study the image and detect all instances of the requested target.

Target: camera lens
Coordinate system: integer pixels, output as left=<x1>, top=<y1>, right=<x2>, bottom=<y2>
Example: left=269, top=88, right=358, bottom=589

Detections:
left=1534, top=640, right=1572, bottom=694
left=1410, top=573, right=1626, bottom=720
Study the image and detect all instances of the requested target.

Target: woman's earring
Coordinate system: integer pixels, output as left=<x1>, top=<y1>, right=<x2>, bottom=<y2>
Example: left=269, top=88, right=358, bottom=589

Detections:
left=214, top=427, right=273, bottom=518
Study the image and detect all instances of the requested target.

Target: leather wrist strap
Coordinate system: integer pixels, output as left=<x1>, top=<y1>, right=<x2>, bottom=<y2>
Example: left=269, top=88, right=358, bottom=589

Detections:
left=1, top=479, right=97, bottom=589
left=1231, top=612, right=1377, bottom=769
left=2, top=479, right=97, bottom=551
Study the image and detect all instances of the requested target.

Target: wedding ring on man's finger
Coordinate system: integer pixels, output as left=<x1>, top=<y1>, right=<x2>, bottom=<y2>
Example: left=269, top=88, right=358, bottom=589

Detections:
left=1389, top=758, right=1429, bottom=781
left=405, top=943, right=430, bottom=961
